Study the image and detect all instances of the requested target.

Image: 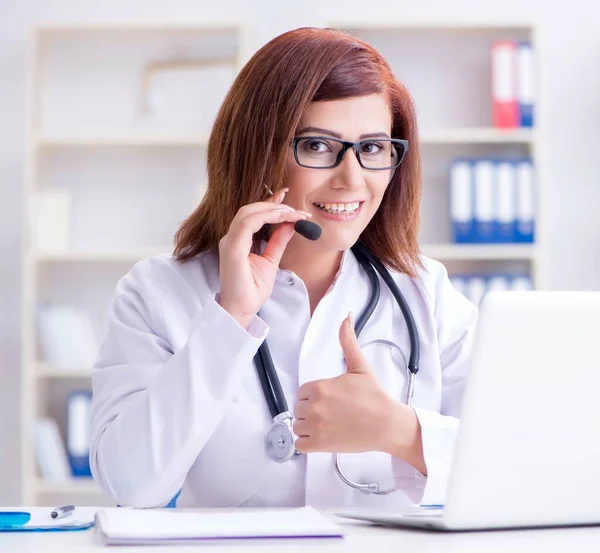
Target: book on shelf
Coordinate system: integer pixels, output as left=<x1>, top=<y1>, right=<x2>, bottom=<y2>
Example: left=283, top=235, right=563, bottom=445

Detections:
left=34, top=418, right=72, bottom=482
left=67, top=390, right=93, bottom=478
left=450, top=274, right=533, bottom=307
left=491, top=40, right=535, bottom=128
left=34, top=391, right=94, bottom=481
left=36, top=304, right=101, bottom=370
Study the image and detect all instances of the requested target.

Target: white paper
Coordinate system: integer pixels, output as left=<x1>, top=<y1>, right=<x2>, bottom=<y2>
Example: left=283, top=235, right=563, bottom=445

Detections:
left=97, top=506, right=343, bottom=543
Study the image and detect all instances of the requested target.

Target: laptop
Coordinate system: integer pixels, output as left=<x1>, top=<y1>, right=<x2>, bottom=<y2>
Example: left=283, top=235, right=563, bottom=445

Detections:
left=336, top=291, right=600, bottom=531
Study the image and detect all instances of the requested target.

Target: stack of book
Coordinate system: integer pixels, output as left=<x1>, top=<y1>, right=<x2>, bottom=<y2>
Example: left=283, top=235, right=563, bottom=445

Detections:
left=35, top=391, right=93, bottom=481
left=451, top=274, right=533, bottom=307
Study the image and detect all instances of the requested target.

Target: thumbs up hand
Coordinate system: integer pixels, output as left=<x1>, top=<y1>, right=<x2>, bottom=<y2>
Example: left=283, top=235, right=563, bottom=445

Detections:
left=294, top=313, right=402, bottom=454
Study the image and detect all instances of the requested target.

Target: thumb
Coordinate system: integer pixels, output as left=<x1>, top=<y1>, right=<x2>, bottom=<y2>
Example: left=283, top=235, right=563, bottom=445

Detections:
left=339, top=312, right=371, bottom=374
left=261, top=222, right=296, bottom=266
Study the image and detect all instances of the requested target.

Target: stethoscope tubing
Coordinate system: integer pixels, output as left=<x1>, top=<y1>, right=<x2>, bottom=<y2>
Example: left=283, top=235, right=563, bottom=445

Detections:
left=253, top=240, right=421, bottom=494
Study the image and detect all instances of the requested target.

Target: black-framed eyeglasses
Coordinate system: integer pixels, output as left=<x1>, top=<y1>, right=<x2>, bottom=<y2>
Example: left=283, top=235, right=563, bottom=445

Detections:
left=291, top=136, right=408, bottom=171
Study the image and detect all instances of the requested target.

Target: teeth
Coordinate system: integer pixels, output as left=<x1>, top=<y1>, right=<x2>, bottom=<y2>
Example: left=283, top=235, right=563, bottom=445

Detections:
left=314, top=202, right=360, bottom=214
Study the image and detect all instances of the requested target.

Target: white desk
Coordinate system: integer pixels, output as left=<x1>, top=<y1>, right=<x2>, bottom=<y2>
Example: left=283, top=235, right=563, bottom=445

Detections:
left=3, top=511, right=600, bottom=552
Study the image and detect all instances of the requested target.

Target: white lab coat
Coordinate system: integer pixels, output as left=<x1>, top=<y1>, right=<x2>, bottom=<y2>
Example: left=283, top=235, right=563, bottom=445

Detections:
left=90, top=246, right=477, bottom=509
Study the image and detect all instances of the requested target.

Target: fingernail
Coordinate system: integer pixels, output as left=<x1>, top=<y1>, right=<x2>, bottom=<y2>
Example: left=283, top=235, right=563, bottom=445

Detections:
left=348, top=311, right=355, bottom=333
left=296, top=210, right=312, bottom=218
left=275, top=205, right=294, bottom=211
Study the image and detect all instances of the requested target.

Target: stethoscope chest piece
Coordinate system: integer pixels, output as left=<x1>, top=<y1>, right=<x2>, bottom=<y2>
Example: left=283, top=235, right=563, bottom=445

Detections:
left=265, top=411, right=296, bottom=463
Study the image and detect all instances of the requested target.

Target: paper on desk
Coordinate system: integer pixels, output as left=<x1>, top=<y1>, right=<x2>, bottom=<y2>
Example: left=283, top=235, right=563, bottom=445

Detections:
left=95, top=506, right=344, bottom=545
left=0, top=507, right=96, bottom=531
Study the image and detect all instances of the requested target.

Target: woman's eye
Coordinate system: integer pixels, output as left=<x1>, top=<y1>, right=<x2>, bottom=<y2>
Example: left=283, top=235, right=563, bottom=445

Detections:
left=305, top=140, right=330, bottom=152
left=361, top=142, right=382, bottom=154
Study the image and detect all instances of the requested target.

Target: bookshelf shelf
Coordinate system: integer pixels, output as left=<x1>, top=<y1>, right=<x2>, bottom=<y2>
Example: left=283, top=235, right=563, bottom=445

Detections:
left=420, top=244, right=537, bottom=261
left=35, top=134, right=210, bottom=148
left=419, top=127, right=535, bottom=145
left=30, top=249, right=172, bottom=263
left=37, top=23, right=243, bottom=34
left=35, top=364, right=92, bottom=379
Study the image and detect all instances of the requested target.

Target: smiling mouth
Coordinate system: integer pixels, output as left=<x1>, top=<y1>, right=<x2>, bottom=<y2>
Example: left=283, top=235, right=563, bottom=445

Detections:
left=313, top=201, right=362, bottom=215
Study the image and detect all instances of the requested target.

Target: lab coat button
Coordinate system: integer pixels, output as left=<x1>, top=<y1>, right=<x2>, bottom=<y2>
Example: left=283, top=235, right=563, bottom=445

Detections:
left=286, top=277, right=295, bottom=286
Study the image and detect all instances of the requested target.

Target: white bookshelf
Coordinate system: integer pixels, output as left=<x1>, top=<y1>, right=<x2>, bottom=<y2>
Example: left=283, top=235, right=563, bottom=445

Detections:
left=22, top=23, right=248, bottom=506
left=324, top=21, right=542, bottom=290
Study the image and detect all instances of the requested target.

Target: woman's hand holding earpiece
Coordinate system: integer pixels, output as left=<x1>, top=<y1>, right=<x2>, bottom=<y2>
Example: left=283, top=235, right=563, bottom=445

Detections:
left=218, top=188, right=311, bottom=330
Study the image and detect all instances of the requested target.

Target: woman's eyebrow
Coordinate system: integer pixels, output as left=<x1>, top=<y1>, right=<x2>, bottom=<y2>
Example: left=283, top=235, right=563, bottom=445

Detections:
left=296, top=126, right=342, bottom=138
left=359, top=132, right=391, bottom=139
left=295, top=126, right=390, bottom=139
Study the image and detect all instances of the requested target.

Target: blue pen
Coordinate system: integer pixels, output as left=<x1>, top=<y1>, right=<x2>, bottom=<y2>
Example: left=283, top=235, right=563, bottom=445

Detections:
left=0, top=511, right=31, bottom=528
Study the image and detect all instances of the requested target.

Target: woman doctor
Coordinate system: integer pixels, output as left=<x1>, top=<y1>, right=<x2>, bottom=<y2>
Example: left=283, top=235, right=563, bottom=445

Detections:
left=90, top=27, right=477, bottom=509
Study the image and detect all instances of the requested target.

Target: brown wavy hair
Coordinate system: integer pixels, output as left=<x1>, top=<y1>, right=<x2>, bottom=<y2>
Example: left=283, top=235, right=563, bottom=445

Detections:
left=174, top=27, right=422, bottom=275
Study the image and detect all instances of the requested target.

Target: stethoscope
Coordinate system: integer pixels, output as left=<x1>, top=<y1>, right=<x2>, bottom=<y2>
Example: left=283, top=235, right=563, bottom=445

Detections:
left=253, top=239, right=420, bottom=495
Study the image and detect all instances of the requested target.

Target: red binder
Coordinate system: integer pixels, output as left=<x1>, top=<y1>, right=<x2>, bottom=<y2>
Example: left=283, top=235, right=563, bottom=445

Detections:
left=491, top=40, right=518, bottom=128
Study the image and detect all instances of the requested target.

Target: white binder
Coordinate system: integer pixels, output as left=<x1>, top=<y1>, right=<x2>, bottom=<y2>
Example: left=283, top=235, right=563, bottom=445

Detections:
left=468, top=276, right=487, bottom=307
left=473, top=160, right=495, bottom=243
left=517, top=42, right=535, bottom=127
left=67, top=391, right=92, bottom=477
left=450, top=160, right=474, bottom=243
left=495, top=161, right=517, bottom=242
left=516, top=159, right=535, bottom=242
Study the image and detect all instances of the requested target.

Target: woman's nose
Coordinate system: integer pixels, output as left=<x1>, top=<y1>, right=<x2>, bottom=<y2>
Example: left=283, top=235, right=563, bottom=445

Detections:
left=331, top=148, right=365, bottom=191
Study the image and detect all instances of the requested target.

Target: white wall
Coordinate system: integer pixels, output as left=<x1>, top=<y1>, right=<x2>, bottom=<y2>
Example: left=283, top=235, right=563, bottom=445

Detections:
left=1, top=0, right=599, bottom=503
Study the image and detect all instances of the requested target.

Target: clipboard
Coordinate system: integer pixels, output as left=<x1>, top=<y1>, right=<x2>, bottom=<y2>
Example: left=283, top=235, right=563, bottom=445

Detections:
left=0, top=507, right=96, bottom=532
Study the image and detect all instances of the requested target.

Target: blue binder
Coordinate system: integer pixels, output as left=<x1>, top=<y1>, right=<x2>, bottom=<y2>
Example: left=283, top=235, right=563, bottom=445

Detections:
left=67, top=390, right=93, bottom=477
